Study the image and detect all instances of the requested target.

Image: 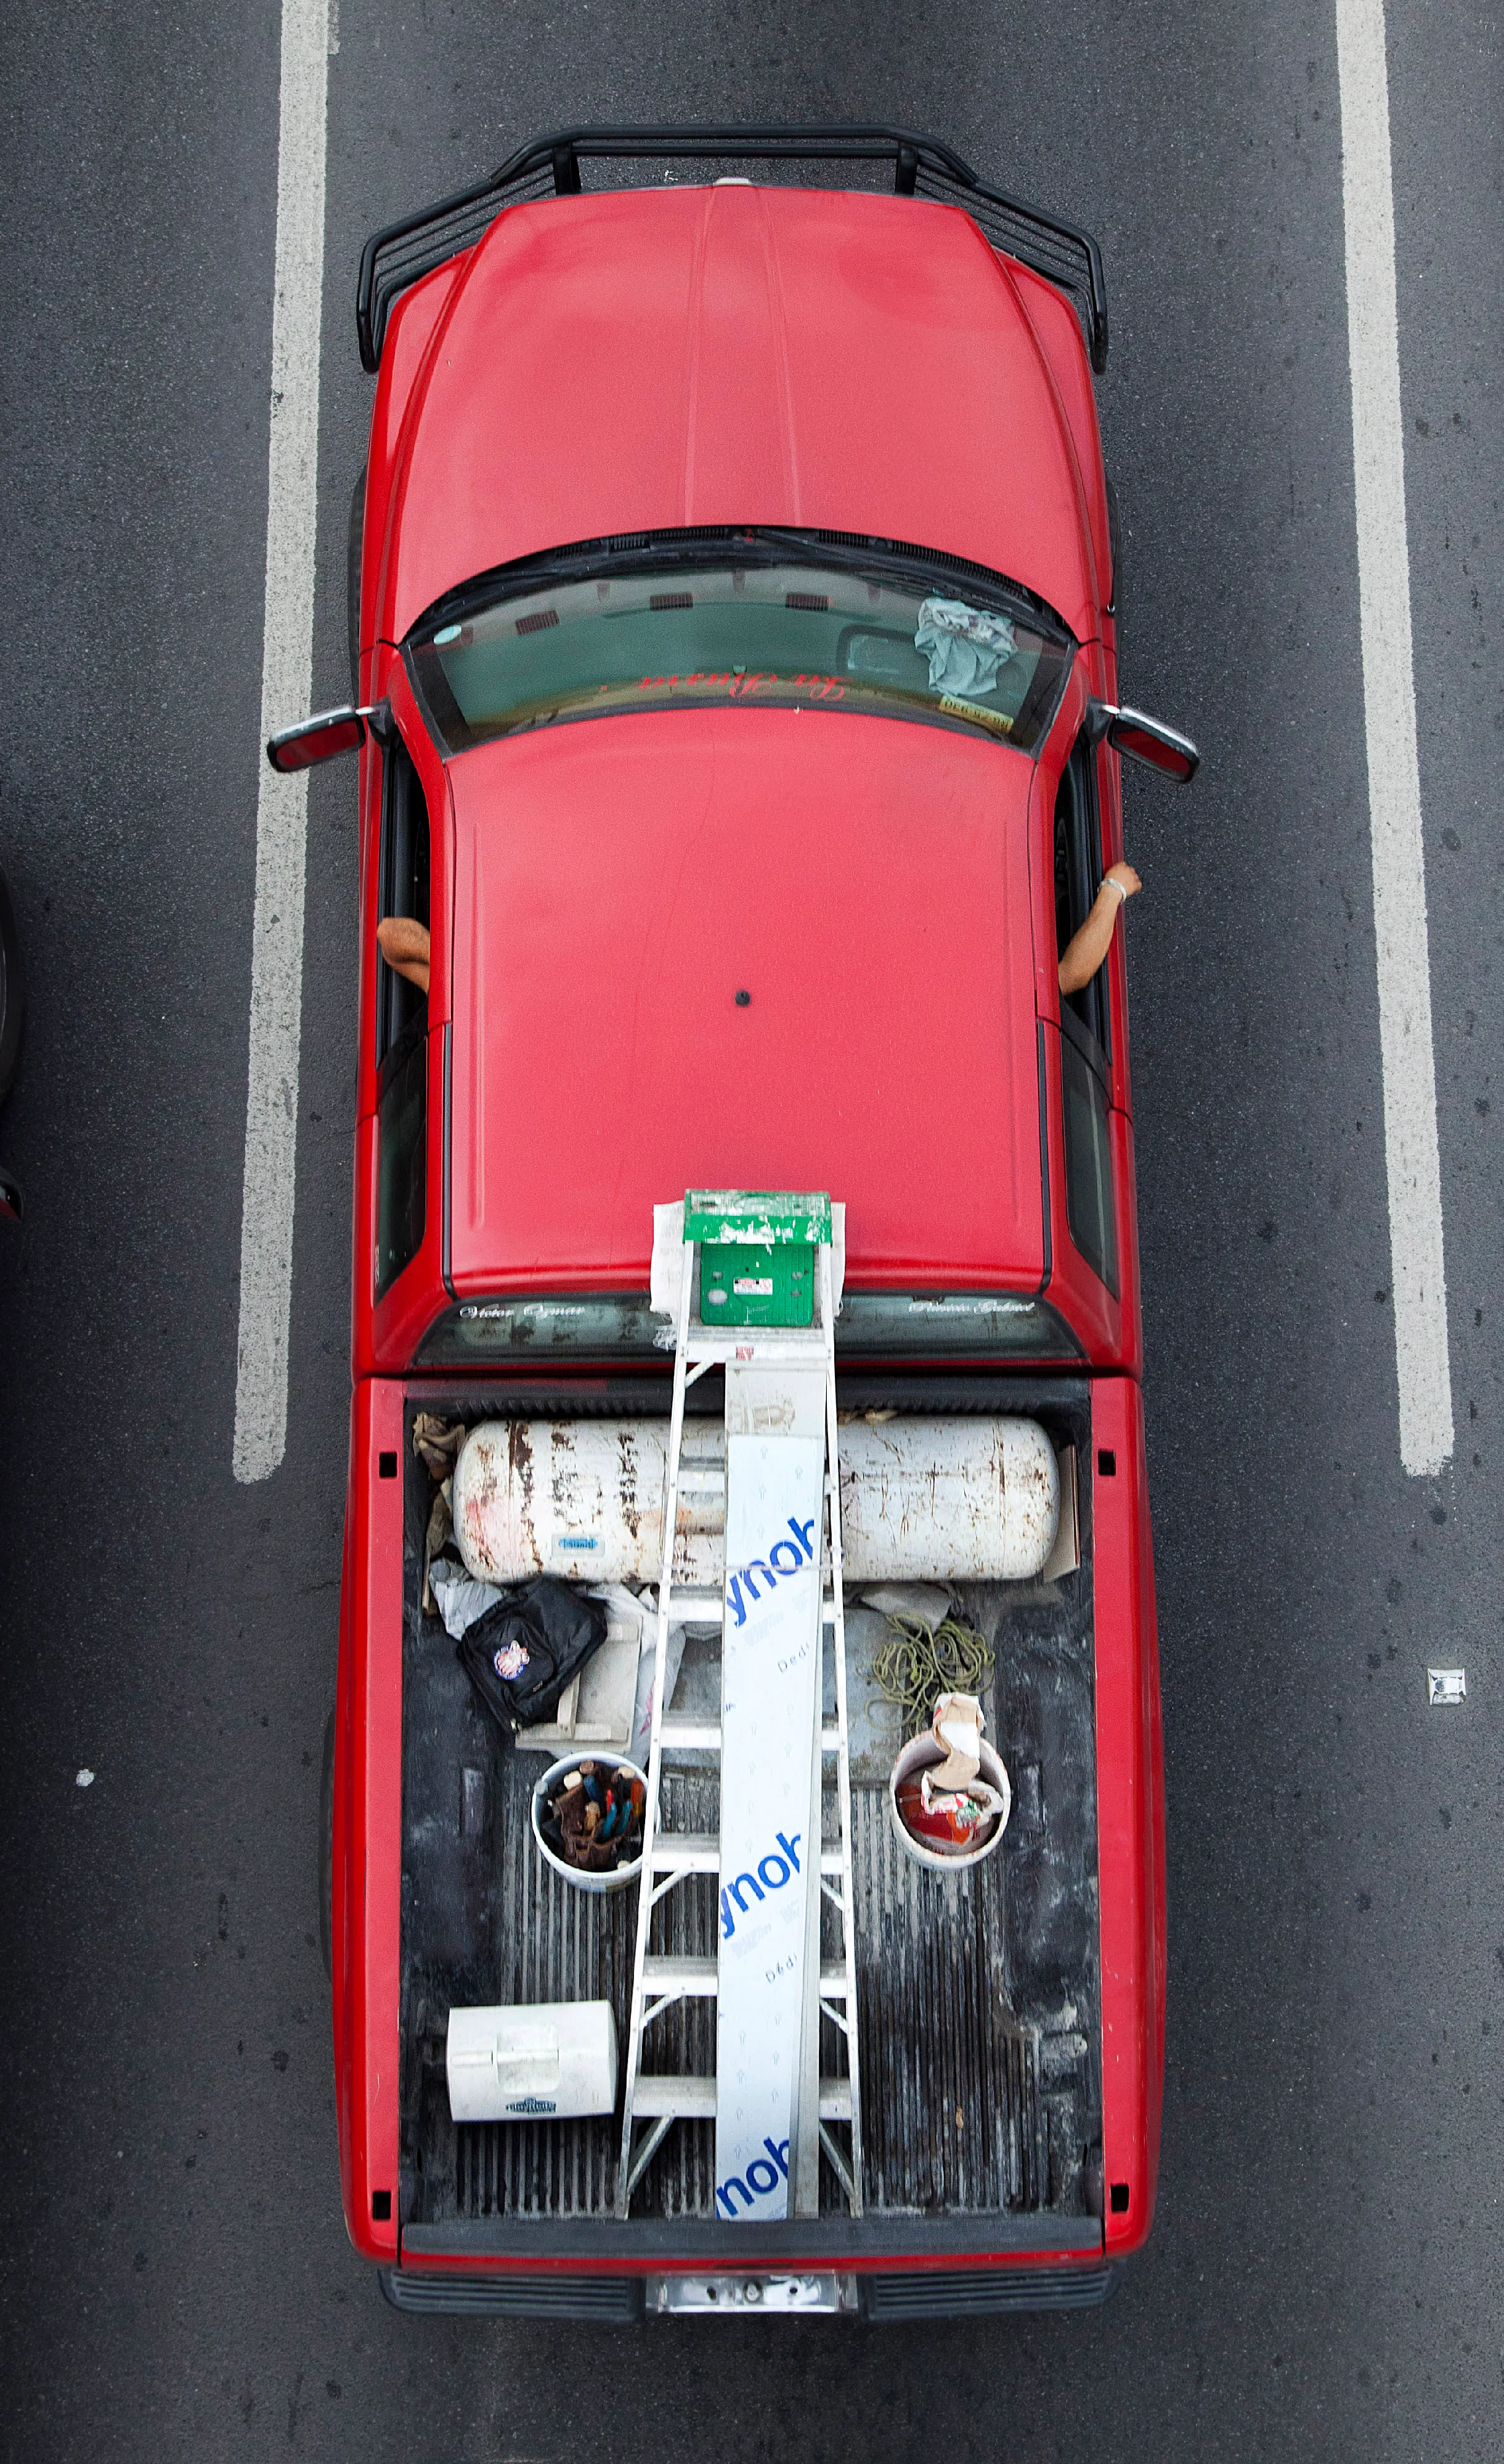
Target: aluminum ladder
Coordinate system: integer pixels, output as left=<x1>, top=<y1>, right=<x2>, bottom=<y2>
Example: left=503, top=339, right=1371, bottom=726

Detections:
left=614, top=1215, right=864, bottom=2221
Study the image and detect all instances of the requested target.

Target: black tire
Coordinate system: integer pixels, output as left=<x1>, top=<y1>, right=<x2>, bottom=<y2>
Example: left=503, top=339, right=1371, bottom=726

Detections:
left=319, top=1701, right=336, bottom=1984
left=0, top=864, right=25, bottom=1105
left=348, top=464, right=367, bottom=705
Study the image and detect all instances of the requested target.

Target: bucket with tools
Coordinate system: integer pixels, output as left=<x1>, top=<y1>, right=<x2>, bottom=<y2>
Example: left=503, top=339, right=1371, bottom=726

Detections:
left=531, top=1753, right=648, bottom=1894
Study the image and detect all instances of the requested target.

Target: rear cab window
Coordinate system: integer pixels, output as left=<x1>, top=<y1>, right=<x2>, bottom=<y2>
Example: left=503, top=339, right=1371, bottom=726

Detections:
left=415, top=1291, right=1083, bottom=1367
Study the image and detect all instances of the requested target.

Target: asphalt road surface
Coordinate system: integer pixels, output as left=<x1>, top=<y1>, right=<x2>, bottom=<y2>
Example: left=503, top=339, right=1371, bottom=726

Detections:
left=1, top=3, right=1500, bottom=2457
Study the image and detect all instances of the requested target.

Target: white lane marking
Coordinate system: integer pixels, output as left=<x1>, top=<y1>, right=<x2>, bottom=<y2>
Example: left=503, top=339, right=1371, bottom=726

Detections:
left=233, top=0, right=331, bottom=1485
left=1336, top=0, right=1453, bottom=1478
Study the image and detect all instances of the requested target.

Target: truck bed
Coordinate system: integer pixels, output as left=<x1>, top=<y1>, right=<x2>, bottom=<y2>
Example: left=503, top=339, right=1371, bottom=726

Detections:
left=394, top=1375, right=1103, bottom=2248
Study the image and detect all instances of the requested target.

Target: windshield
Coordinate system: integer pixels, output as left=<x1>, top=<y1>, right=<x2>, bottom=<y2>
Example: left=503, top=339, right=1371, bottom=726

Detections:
left=409, top=532, right=1072, bottom=759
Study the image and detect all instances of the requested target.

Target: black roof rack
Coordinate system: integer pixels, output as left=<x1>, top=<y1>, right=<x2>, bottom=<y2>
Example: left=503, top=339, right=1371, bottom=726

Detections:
left=356, top=124, right=1108, bottom=378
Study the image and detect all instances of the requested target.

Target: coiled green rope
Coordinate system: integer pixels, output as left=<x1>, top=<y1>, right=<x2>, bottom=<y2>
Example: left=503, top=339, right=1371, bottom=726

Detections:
left=871, top=1614, right=994, bottom=1741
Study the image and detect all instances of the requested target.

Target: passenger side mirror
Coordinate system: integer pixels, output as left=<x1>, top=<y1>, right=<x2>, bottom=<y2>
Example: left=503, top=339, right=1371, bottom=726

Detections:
left=1087, top=700, right=1200, bottom=784
left=266, top=704, right=374, bottom=774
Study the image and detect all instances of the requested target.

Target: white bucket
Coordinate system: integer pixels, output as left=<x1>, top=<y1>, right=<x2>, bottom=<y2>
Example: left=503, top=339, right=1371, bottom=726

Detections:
left=888, top=1733, right=1012, bottom=1873
left=530, top=1752, right=646, bottom=1895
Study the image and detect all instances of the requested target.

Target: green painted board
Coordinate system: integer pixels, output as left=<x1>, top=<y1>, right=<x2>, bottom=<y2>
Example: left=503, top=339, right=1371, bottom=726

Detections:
left=697, top=1241, right=815, bottom=1328
left=684, top=1189, right=832, bottom=1247
left=685, top=1191, right=828, bottom=1327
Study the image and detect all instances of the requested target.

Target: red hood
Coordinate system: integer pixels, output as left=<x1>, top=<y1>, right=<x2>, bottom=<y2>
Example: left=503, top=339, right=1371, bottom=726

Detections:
left=446, top=707, right=1044, bottom=1295
left=381, top=182, right=1099, bottom=642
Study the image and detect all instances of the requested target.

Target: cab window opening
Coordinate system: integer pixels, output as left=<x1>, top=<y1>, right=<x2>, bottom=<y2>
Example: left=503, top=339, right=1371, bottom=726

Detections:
left=376, top=1018, right=427, bottom=1300
left=1060, top=1035, right=1119, bottom=1298
left=376, top=732, right=431, bottom=1069
left=375, top=731, right=431, bottom=1297
left=1053, top=736, right=1111, bottom=1063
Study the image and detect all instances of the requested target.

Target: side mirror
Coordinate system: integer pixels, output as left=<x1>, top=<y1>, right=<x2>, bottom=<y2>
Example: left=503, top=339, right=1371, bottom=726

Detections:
left=266, top=705, right=370, bottom=774
left=1089, top=700, right=1200, bottom=784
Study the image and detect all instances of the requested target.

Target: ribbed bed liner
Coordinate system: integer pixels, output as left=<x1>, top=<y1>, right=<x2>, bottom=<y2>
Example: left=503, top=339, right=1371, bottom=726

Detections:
left=440, top=1761, right=1041, bottom=2224
left=398, top=1377, right=1101, bottom=2238
left=455, top=1765, right=717, bottom=2223
left=852, top=1786, right=1045, bottom=2213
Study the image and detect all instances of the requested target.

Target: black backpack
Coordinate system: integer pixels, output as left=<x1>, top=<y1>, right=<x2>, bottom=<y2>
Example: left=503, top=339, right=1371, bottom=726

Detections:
left=456, top=1578, right=609, bottom=1734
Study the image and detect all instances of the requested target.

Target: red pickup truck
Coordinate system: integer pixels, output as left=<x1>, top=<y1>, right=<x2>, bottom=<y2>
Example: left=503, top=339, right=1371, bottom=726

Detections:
left=277, top=128, right=1194, bottom=2320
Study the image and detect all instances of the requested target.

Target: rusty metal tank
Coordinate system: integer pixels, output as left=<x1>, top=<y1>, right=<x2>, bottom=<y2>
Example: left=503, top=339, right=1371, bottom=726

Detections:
left=451, top=1416, right=1059, bottom=1588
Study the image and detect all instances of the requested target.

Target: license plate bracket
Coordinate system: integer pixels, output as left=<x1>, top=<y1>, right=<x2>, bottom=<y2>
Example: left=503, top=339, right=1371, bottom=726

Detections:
left=648, top=2272, right=855, bottom=2316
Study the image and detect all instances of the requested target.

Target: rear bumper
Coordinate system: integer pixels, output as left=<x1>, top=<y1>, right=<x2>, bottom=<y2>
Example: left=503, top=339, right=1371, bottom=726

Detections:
left=381, top=2259, right=1121, bottom=2320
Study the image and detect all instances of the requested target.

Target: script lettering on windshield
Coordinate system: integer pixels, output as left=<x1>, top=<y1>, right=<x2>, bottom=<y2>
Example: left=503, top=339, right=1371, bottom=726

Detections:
left=409, top=533, right=1068, bottom=758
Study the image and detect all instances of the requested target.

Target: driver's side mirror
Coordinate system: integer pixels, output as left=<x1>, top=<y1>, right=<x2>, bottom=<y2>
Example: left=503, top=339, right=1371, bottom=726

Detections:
left=266, top=703, right=387, bottom=774
left=1087, top=700, right=1200, bottom=785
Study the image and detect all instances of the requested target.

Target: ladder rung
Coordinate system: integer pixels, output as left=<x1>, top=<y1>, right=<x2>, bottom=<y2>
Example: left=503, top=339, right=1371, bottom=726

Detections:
left=658, top=1716, right=721, bottom=1751
left=632, top=2076, right=852, bottom=2122
left=641, top=1955, right=718, bottom=1996
left=662, top=1586, right=843, bottom=1624
left=638, top=1956, right=844, bottom=2000
left=656, top=1717, right=843, bottom=1755
left=656, top=1718, right=845, bottom=1755
left=662, top=1587, right=726, bottom=1620
left=651, top=1833, right=719, bottom=1873
left=633, top=2075, right=717, bottom=2118
left=685, top=1332, right=830, bottom=1363
left=651, top=1835, right=845, bottom=1878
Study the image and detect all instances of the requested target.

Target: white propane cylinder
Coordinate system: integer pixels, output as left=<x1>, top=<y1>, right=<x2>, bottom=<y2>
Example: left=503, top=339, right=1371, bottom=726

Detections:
left=451, top=1419, right=723, bottom=1589
left=839, top=1414, right=1060, bottom=1582
left=452, top=1415, right=1059, bottom=1587
left=445, top=2001, right=619, bottom=2123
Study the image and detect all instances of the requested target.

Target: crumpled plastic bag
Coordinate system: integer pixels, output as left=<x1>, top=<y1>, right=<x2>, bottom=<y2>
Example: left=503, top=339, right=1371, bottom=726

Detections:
left=629, top=1617, right=688, bottom=1769
left=861, top=1580, right=951, bottom=1633
left=914, top=597, right=1017, bottom=699
left=429, top=1554, right=503, bottom=1640
left=421, top=1480, right=453, bottom=1615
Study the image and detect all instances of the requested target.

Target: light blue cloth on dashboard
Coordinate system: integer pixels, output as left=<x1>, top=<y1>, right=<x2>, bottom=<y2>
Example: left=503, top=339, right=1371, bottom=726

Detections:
left=914, top=596, right=1017, bottom=698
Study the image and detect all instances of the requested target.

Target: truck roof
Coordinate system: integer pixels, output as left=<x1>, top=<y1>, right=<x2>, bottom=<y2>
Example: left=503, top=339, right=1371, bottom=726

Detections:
left=445, top=702, right=1046, bottom=1297
left=383, top=180, right=1098, bottom=642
